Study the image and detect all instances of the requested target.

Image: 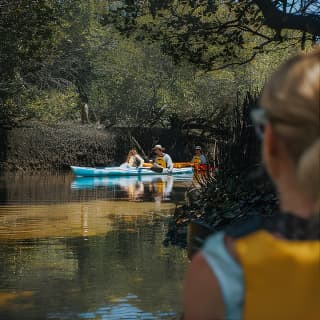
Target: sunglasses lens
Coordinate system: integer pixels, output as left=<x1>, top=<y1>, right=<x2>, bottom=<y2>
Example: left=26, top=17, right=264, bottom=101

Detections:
left=250, top=108, right=266, bottom=140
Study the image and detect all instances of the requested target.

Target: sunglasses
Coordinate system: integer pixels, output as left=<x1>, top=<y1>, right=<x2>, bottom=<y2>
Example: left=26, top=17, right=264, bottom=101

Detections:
left=250, top=108, right=267, bottom=140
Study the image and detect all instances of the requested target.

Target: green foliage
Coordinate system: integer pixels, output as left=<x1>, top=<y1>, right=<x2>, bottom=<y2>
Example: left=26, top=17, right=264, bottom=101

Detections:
left=0, top=0, right=305, bottom=131
left=0, top=0, right=109, bottom=125
left=0, top=87, right=79, bottom=125
left=26, top=89, right=79, bottom=123
left=0, top=0, right=64, bottom=124
left=105, top=0, right=316, bottom=70
left=89, top=40, right=178, bottom=127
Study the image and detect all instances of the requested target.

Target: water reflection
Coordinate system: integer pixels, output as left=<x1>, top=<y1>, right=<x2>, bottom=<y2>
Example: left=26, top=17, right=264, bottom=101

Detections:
left=48, top=294, right=176, bottom=319
left=0, top=201, right=175, bottom=240
left=0, top=214, right=187, bottom=320
left=0, top=173, right=190, bottom=319
left=71, top=174, right=193, bottom=202
left=0, top=172, right=193, bottom=204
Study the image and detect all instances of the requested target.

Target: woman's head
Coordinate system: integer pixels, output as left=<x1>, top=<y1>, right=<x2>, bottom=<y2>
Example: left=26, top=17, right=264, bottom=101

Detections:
left=126, top=149, right=137, bottom=162
left=260, top=47, right=320, bottom=208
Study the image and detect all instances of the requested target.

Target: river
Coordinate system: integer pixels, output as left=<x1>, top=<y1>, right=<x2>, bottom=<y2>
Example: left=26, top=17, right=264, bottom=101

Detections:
left=0, top=172, right=194, bottom=320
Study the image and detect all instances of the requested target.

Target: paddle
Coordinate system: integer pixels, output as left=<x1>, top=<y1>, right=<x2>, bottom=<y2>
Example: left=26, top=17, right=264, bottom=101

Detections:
left=149, top=166, right=163, bottom=173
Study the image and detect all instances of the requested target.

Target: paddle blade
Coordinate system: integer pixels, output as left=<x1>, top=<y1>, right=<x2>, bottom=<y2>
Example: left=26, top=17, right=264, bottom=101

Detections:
left=150, top=166, right=163, bottom=173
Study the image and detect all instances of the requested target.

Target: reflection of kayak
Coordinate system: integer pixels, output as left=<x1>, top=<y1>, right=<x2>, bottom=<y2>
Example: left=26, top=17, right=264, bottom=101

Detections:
left=71, top=174, right=193, bottom=190
left=70, top=166, right=193, bottom=177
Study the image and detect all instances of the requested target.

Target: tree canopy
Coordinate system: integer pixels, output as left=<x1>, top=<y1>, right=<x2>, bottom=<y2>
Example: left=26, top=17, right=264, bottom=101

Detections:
left=0, top=0, right=315, bottom=133
left=105, top=0, right=319, bottom=69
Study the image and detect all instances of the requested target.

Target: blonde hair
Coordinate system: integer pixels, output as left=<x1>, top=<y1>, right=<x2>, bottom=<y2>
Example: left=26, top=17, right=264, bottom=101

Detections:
left=261, top=47, right=320, bottom=209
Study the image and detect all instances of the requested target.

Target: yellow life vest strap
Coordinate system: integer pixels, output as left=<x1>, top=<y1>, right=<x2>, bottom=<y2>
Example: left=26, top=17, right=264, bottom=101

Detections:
left=155, top=155, right=166, bottom=168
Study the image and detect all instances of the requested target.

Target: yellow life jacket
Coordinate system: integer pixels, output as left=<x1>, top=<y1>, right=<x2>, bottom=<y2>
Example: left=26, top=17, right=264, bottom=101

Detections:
left=234, top=230, right=320, bottom=320
left=191, top=155, right=201, bottom=164
left=155, top=155, right=166, bottom=168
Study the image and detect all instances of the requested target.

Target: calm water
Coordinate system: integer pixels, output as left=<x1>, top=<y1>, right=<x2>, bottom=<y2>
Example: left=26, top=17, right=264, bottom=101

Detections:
left=0, top=172, right=194, bottom=320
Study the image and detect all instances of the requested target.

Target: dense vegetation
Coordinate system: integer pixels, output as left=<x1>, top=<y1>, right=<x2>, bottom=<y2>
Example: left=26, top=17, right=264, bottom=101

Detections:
left=106, top=0, right=319, bottom=68
left=2, top=1, right=317, bottom=133
left=0, top=1, right=318, bottom=231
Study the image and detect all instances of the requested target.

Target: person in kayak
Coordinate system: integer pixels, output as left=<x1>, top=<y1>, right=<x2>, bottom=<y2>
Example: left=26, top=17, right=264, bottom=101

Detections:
left=183, top=48, right=320, bottom=320
left=121, top=148, right=144, bottom=168
left=191, top=146, right=207, bottom=169
left=150, top=144, right=174, bottom=173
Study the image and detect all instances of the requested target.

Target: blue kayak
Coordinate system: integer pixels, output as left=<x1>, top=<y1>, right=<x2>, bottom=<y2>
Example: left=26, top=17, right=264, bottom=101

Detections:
left=70, top=165, right=193, bottom=177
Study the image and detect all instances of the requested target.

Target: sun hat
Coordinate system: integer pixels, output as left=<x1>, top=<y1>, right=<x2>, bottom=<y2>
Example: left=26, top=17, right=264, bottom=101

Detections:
left=152, top=144, right=165, bottom=151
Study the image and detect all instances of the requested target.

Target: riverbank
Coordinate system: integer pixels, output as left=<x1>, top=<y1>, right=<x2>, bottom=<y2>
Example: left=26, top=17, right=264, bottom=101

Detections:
left=0, top=121, right=197, bottom=172
left=0, top=122, right=118, bottom=171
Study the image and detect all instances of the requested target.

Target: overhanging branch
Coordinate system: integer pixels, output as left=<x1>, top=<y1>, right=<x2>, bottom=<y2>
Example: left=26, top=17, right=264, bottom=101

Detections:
left=252, top=0, right=320, bottom=36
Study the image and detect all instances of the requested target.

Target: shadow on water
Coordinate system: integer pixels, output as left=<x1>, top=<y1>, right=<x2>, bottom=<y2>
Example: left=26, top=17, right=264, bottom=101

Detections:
left=0, top=172, right=193, bottom=319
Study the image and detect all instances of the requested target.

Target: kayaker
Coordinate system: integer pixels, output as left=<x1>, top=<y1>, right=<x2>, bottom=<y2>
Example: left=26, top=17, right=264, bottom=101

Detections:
left=150, top=144, right=174, bottom=173
left=122, top=148, right=144, bottom=168
left=191, top=146, right=207, bottom=169
left=183, top=48, right=320, bottom=320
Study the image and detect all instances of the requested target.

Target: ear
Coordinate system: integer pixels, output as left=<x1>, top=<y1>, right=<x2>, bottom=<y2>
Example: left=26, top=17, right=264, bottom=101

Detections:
left=263, top=123, right=280, bottom=179
left=264, top=123, right=277, bottom=155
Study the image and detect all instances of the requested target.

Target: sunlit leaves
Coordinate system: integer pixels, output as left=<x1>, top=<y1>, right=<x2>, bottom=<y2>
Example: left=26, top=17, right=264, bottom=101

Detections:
left=105, top=0, right=316, bottom=70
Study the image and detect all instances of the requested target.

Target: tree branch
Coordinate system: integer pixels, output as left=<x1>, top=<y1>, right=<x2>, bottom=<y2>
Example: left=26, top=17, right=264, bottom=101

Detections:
left=252, top=0, right=320, bottom=36
left=210, top=52, right=258, bottom=71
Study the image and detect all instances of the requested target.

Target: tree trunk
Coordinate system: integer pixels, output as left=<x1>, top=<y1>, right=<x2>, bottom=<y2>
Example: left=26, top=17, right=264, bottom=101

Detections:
left=81, top=103, right=90, bottom=124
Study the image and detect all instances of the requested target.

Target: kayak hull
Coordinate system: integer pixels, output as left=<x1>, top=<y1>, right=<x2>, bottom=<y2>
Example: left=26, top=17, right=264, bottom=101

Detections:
left=70, top=165, right=193, bottom=177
